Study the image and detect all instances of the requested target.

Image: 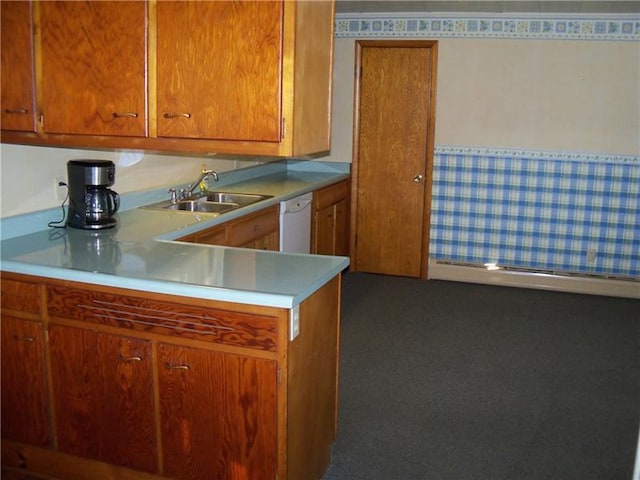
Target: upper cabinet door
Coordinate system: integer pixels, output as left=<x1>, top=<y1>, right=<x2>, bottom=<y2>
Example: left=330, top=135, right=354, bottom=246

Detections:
left=1, top=1, right=36, bottom=132
left=157, top=1, right=283, bottom=142
left=40, top=1, right=147, bottom=136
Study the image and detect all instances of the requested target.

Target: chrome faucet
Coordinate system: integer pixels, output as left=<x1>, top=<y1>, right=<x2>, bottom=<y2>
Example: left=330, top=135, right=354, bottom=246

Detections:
left=185, top=169, right=219, bottom=198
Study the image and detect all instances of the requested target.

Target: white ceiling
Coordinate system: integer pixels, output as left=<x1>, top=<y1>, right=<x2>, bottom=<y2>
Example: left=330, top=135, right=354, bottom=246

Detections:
left=335, top=1, right=640, bottom=14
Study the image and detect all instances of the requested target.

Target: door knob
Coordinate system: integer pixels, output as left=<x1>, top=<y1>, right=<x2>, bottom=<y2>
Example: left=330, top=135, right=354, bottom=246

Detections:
left=413, top=174, right=423, bottom=183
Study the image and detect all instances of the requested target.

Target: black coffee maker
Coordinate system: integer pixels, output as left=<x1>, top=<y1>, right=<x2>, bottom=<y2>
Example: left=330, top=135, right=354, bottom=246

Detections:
left=67, top=160, right=120, bottom=230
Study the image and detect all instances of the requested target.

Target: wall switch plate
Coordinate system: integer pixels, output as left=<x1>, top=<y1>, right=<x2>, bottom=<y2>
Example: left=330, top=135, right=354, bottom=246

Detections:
left=290, top=305, right=300, bottom=341
left=55, top=176, right=67, bottom=202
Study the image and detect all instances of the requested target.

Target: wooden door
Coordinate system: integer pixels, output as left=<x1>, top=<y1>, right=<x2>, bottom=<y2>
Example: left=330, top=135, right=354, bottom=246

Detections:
left=158, top=343, right=278, bottom=480
left=40, top=1, right=146, bottom=136
left=156, top=1, right=283, bottom=142
left=353, top=41, right=437, bottom=278
left=1, top=1, right=36, bottom=132
left=49, top=325, right=157, bottom=473
left=1, top=316, right=50, bottom=446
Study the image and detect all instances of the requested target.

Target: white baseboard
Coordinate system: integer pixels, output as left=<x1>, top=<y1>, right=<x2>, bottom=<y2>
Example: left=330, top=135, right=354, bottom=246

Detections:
left=428, top=260, right=640, bottom=299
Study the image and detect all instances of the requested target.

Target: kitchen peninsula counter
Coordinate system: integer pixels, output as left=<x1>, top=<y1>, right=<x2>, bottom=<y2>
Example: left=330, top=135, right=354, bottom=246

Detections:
left=1, top=160, right=350, bottom=308
left=0, top=160, right=349, bottom=480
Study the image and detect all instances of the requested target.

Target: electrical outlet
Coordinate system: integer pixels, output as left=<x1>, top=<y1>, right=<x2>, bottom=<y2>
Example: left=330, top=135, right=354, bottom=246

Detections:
left=290, top=305, right=300, bottom=341
left=54, top=176, right=67, bottom=202
left=587, top=248, right=597, bottom=264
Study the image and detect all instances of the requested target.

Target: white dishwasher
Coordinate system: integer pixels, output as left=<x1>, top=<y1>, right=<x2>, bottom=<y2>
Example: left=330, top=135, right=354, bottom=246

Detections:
left=279, top=192, right=313, bottom=253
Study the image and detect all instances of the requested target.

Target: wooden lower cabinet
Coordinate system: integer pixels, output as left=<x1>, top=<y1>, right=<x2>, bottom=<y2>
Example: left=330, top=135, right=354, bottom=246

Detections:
left=1, top=316, right=50, bottom=447
left=48, top=325, right=157, bottom=473
left=0, top=272, right=341, bottom=480
left=158, top=344, right=277, bottom=479
left=312, top=179, right=350, bottom=257
left=181, top=205, right=279, bottom=251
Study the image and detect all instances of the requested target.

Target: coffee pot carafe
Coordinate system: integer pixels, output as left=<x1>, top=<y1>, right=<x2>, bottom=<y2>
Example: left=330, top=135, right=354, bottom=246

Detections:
left=67, top=160, right=120, bottom=230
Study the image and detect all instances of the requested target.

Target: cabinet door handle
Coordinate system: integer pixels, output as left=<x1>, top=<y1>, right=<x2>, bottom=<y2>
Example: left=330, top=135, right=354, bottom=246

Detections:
left=4, top=108, right=28, bottom=114
left=163, top=362, right=190, bottom=370
left=163, top=112, right=191, bottom=119
left=112, top=112, right=139, bottom=119
left=119, top=354, right=142, bottom=362
left=413, top=174, right=424, bottom=183
left=12, top=335, right=34, bottom=342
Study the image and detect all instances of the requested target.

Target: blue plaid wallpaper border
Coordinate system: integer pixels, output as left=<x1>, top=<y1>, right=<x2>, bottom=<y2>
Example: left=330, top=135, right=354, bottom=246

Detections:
left=430, top=146, right=640, bottom=279
left=335, top=13, right=640, bottom=41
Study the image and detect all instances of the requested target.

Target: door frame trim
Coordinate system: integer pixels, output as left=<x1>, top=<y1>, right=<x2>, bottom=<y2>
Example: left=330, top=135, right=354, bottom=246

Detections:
left=350, top=40, right=438, bottom=279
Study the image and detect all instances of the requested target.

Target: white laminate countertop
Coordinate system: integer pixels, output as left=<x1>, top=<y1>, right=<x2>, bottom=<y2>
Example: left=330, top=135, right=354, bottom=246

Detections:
left=0, top=160, right=350, bottom=308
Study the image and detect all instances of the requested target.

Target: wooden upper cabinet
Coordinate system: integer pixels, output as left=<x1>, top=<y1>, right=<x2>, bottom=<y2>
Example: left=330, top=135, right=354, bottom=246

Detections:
left=40, top=1, right=147, bottom=136
left=1, top=0, right=334, bottom=156
left=157, top=1, right=282, bottom=142
left=1, top=1, right=36, bottom=132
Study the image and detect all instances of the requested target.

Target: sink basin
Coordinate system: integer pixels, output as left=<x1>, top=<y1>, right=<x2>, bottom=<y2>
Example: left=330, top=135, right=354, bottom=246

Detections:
left=199, top=192, right=272, bottom=205
left=141, top=191, right=272, bottom=215
left=163, top=201, right=237, bottom=214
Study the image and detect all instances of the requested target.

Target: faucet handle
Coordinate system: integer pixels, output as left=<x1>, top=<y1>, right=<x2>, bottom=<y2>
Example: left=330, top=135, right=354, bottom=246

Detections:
left=168, top=188, right=177, bottom=203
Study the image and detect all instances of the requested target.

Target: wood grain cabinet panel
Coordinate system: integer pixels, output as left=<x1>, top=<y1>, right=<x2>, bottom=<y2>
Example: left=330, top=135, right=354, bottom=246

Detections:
left=314, top=204, right=336, bottom=256
left=1, top=0, right=334, bottom=157
left=0, top=1, right=36, bottom=132
left=0, top=273, right=341, bottom=480
left=158, top=343, right=278, bottom=480
left=0, top=277, right=41, bottom=316
left=227, top=205, right=279, bottom=248
left=181, top=205, right=280, bottom=252
left=48, top=325, right=157, bottom=473
left=311, top=180, right=351, bottom=258
left=40, top=1, right=147, bottom=136
left=157, top=1, right=282, bottom=142
left=46, top=284, right=279, bottom=351
left=193, top=224, right=228, bottom=245
left=0, top=316, right=50, bottom=447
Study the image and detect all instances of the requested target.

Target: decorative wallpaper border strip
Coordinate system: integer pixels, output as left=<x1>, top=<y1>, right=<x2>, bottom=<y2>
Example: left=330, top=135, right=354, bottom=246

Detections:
left=434, top=146, right=640, bottom=164
left=335, top=13, right=640, bottom=41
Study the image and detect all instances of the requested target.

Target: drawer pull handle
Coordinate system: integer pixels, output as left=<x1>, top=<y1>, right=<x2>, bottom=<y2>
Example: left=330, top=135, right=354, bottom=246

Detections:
left=4, top=108, right=28, bottom=114
left=119, top=354, right=142, bottom=362
left=12, top=335, right=34, bottom=342
left=164, top=362, right=190, bottom=370
left=163, top=112, right=191, bottom=119
left=112, top=112, right=138, bottom=119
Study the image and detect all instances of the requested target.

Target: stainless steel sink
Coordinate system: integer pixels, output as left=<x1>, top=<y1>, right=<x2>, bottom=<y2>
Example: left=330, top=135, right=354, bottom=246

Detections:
left=197, top=192, right=272, bottom=206
left=140, top=192, right=272, bottom=215
left=163, top=201, right=237, bottom=214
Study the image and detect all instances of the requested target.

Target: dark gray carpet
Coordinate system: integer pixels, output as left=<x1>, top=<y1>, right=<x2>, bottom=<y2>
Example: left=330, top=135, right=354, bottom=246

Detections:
left=323, top=272, right=640, bottom=480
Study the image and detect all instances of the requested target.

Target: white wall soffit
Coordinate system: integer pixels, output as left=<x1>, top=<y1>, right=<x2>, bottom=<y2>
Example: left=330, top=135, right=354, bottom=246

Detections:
left=334, top=13, right=640, bottom=40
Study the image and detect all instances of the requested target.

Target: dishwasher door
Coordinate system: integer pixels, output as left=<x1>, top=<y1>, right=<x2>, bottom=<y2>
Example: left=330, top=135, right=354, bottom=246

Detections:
left=279, top=192, right=313, bottom=253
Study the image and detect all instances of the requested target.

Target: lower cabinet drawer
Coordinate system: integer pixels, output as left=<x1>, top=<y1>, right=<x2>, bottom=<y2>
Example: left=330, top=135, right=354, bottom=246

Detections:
left=46, top=285, right=278, bottom=352
left=1, top=278, right=42, bottom=315
left=228, top=205, right=279, bottom=247
left=313, top=179, right=349, bottom=211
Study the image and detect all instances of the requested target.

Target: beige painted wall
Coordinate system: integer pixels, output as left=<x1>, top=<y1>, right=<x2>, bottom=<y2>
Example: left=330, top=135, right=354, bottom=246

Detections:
left=0, top=144, right=262, bottom=217
left=324, top=37, right=640, bottom=161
